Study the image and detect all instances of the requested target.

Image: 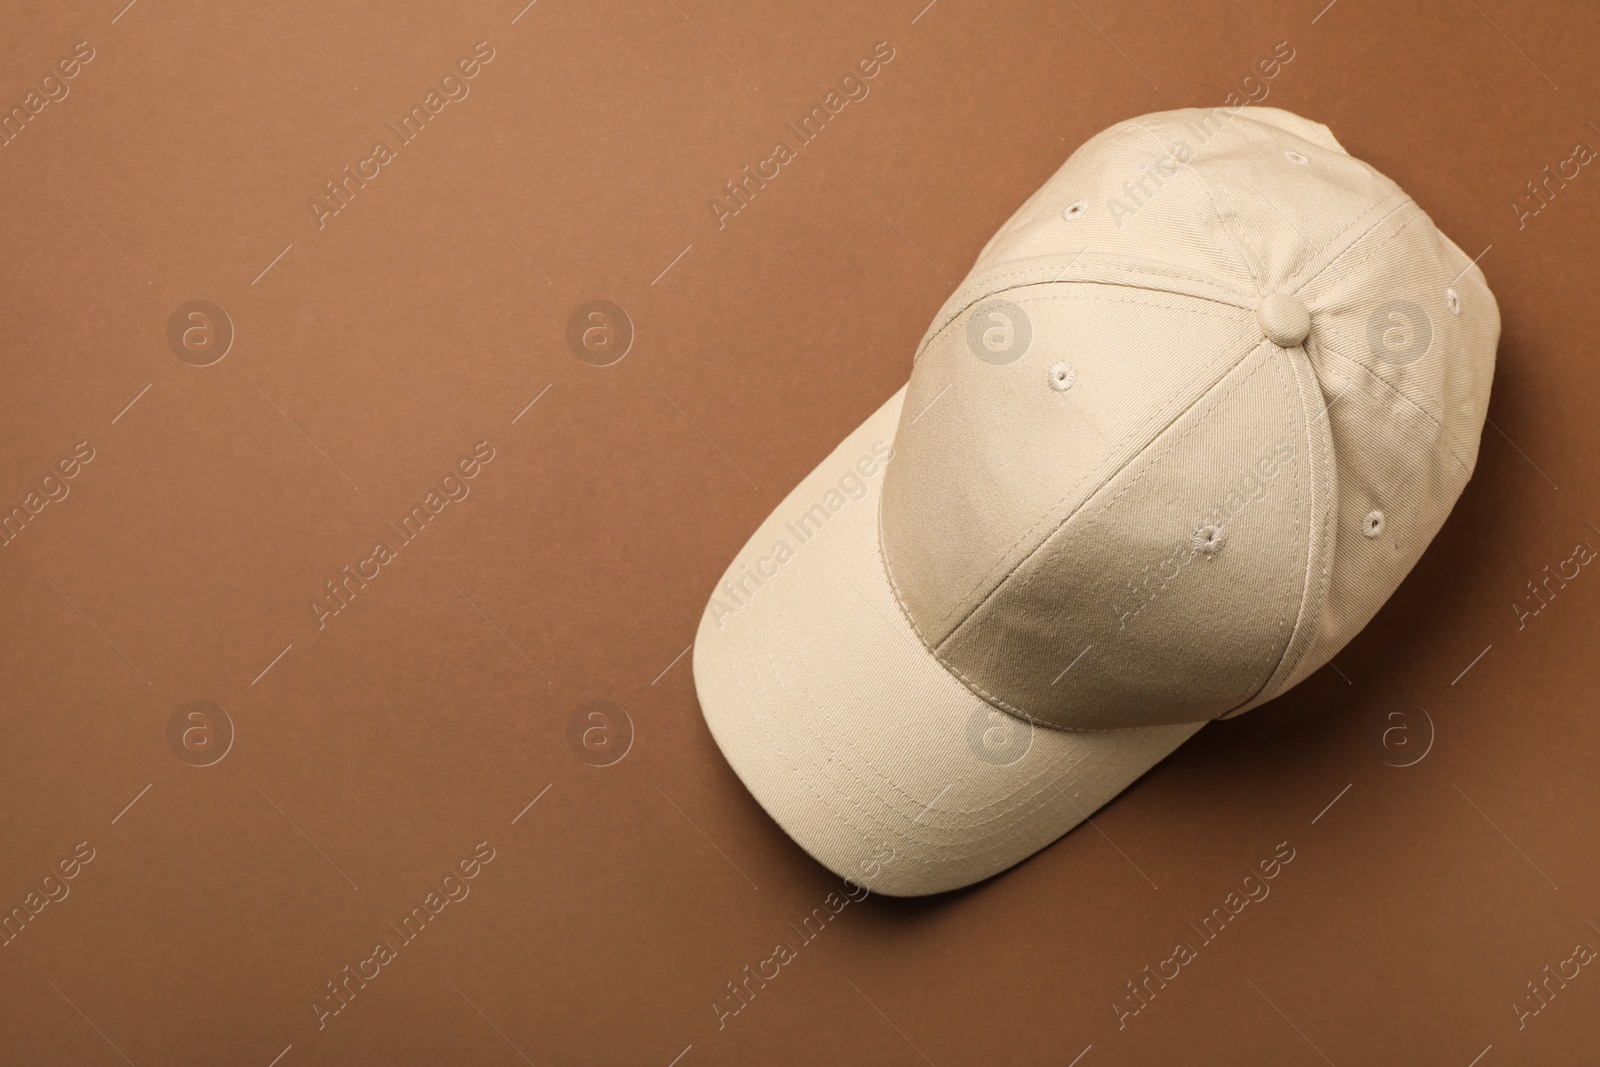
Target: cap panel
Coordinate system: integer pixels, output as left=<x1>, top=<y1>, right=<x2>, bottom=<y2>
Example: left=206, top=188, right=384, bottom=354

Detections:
left=693, top=387, right=1204, bottom=897
left=1236, top=106, right=1349, bottom=155
left=931, top=334, right=1333, bottom=729
left=958, top=108, right=1395, bottom=330
left=1228, top=203, right=1500, bottom=709
left=1301, top=202, right=1496, bottom=463
left=963, top=111, right=1264, bottom=300
left=1153, top=112, right=1407, bottom=298
left=881, top=284, right=1261, bottom=647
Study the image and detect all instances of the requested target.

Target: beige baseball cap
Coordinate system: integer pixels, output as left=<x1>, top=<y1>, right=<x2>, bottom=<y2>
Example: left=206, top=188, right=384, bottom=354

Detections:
left=692, top=107, right=1498, bottom=897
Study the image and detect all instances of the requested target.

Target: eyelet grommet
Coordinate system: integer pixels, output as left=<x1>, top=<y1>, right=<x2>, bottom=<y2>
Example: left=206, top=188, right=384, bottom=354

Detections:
left=1446, top=288, right=1461, bottom=317
left=1192, top=523, right=1226, bottom=556
left=1062, top=200, right=1088, bottom=221
left=1284, top=150, right=1309, bottom=165
left=1047, top=361, right=1076, bottom=391
left=1362, top=510, right=1385, bottom=539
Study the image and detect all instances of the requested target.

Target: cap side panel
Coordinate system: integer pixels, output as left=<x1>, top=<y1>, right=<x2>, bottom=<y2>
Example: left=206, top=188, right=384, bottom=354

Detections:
left=1300, top=201, right=1495, bottom=470
left=1232, top=106, right=1350, bottom=154
left=1126, top=117, right=1269, bottom=293
left=883, top=285, right=1261, bottom=646
left=1229, top=336, right=1339, bottom=712
left=1170, top=114, right=1410, bottom=300
left=933, top=336, right=1318, bottom=728
left=912, top=257, right=1260, bottom=368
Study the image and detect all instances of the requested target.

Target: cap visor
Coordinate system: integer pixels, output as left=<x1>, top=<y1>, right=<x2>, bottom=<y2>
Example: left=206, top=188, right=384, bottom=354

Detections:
left=693, top=386, right=1204, bottom=896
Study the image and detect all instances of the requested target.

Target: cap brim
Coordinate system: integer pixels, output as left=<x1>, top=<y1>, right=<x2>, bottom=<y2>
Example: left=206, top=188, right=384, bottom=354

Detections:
left=693, top=386, right=1205, bottom=896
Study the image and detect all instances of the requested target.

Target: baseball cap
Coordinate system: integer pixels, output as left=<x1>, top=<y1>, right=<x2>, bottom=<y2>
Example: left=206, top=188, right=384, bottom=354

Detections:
left=692, top=107, right=1498, bottom=897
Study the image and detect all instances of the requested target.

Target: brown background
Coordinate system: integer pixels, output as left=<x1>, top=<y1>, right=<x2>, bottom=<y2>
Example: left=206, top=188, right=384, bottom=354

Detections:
left=2, top=0, right=1598, bottom=1063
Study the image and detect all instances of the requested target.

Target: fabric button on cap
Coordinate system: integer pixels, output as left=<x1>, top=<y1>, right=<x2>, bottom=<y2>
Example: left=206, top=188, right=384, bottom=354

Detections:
left=1257, top=292, right=1311, bottom=347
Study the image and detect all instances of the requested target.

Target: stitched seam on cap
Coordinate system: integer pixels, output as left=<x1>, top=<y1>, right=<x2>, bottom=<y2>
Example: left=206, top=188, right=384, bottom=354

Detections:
left=724, top=592, right=994, bottom=862
left=729, top=472, right=1093, bottom=845
left=1167, top=121, right=1271, bottom=294
left=1182, top=124, right=1413, bottom=303
left=1312, top=199, right=1416, bottom=283
left=1314, top=337, right=1473, bottom=479
left=913, top=262, right=1255, bottom=365
left=1224, top=342, right=1332, bottom=716
left=1129, top=116, right=1265, bottom=292
left=877, top=490, right=1144, bottom=734
left=927, top=193, right=1420, bottom=663
left=911, top=289, right=1257, bottom=636
left=1302, top=201, right=1474, bottom=464
left=724, top=575, right=1104, bottom=867
left=930, top=337, right=1289, bottom=723
left=927, top=327, right=1269, bottom=656
left=989, top=339, right=1299, bottom=716
left=1302, top=192, right=1416, bottom=284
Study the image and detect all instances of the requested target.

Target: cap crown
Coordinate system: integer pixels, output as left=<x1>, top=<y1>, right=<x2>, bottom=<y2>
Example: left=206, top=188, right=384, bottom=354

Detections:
left=879, top=107, right=1497, bottom=729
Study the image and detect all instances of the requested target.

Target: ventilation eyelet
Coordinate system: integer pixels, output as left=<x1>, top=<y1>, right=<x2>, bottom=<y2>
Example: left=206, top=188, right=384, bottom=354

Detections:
left=1284, top=150, right=1309, bottom=165
left=1192, top=523, right=1226, bottom=556
left=1446, top=288, right=1461, bottom=317
left=1048, top=361, right=1076, bottom=391
left=1362, top=510, right=1385, bottom=539
left=1062, top=200, right=1088, bottom=221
